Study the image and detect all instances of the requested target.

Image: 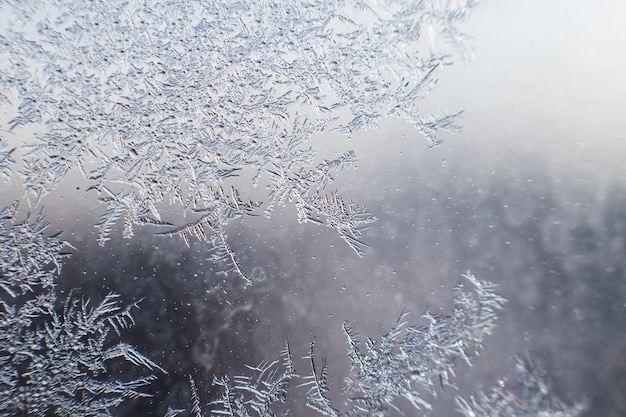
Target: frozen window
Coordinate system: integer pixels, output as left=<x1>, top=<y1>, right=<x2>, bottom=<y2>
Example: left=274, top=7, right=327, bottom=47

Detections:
left=2, top=0, right=621, bottom=416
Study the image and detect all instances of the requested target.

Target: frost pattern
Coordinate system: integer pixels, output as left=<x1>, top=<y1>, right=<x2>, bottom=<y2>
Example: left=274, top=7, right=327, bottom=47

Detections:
left=0, top=202, right=68, bottom=297
left=0, top=204, right=580, bottom=417
left=0, top=142, right=15, bottom=182
left=455, top=355, right=588, bottom=417
left=0, top=205, right=165, bottom=417
left=303, top=272, right=506, bottom=417
left=209, top=273, right=507, bottom=417
left=0, top=0, right=474, bottom=280
left=210, top=341, right=298, bottom=417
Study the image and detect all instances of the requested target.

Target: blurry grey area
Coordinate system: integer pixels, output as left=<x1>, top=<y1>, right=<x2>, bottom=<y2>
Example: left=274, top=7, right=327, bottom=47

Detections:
left=1, top=0, right=626, bottom=417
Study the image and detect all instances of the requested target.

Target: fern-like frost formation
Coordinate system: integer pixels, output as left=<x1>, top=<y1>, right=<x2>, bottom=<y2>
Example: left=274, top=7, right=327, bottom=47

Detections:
left=206, top=274, right=506, bottom=417
left=0, top=205, right=165, bottom=416
left=0, top=1, right=592, bottom=416
left=0, top=0, right=473, bottom=280
left=455, top=355, right=587, bottom=417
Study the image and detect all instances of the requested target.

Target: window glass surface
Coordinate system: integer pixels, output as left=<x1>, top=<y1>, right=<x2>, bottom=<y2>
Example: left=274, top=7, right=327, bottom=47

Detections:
left=0, top=1, right=624, bottom=416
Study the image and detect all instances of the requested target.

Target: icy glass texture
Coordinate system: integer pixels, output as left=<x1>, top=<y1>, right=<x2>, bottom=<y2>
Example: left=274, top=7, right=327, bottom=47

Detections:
left=0, top=204, right=165, bottom=417
left=0, top=1, right=592, bottom=416
left=0, top=0, right=472, bottom=281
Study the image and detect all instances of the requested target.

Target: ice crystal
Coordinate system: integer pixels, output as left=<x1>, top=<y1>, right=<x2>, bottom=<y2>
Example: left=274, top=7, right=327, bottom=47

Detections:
left=210, top=341, right=298, bottom=417
left=0, top=0, right=476, bottom=280
left=303, top=272, right=506, bottom=417
left=455, top=355, right=588, bottom=417
left=0, top=142, right=15, bottom=182
left=0, top=202, right=70, bottom=297
left=0, top=205, right=165, bottom=416
left=202, top=273, right=510, bottom=417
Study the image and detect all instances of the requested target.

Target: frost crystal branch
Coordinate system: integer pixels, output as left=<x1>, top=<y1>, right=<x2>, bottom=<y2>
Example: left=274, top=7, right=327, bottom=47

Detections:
left=1, top=0, right=477, bottom=279
left=0, top=202, right=71, bottom=297
left=304, top=272, right=506, bottom=417
left=0, top=205, right=165, bottom=417
left=0, top=142, right=15, bottom=182
left=455, top=355, right=588, bottom=417
left=210, top=341, right=299, bottom=417
left=207, top=273, right=506, bottom=417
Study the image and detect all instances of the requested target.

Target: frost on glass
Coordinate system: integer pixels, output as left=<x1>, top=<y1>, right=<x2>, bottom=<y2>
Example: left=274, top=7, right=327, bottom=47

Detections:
left=0, top=202, right=66, bottom=296
left=455, top=355, right=587, bottom=417
left=210, top=341, right=298, bottom=417
left=205, top=273, right=506, bottom=417
left=0, top=205, right=165, bottom=417
left=0, top=0, right=592, bottom=416
left=0, top=0, right=472, bottom=280
left=0, top=142, right=15, bottom=182
left=303, top=273, right=506, bottom=417
left=200, top=275, right=584, bottom=417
